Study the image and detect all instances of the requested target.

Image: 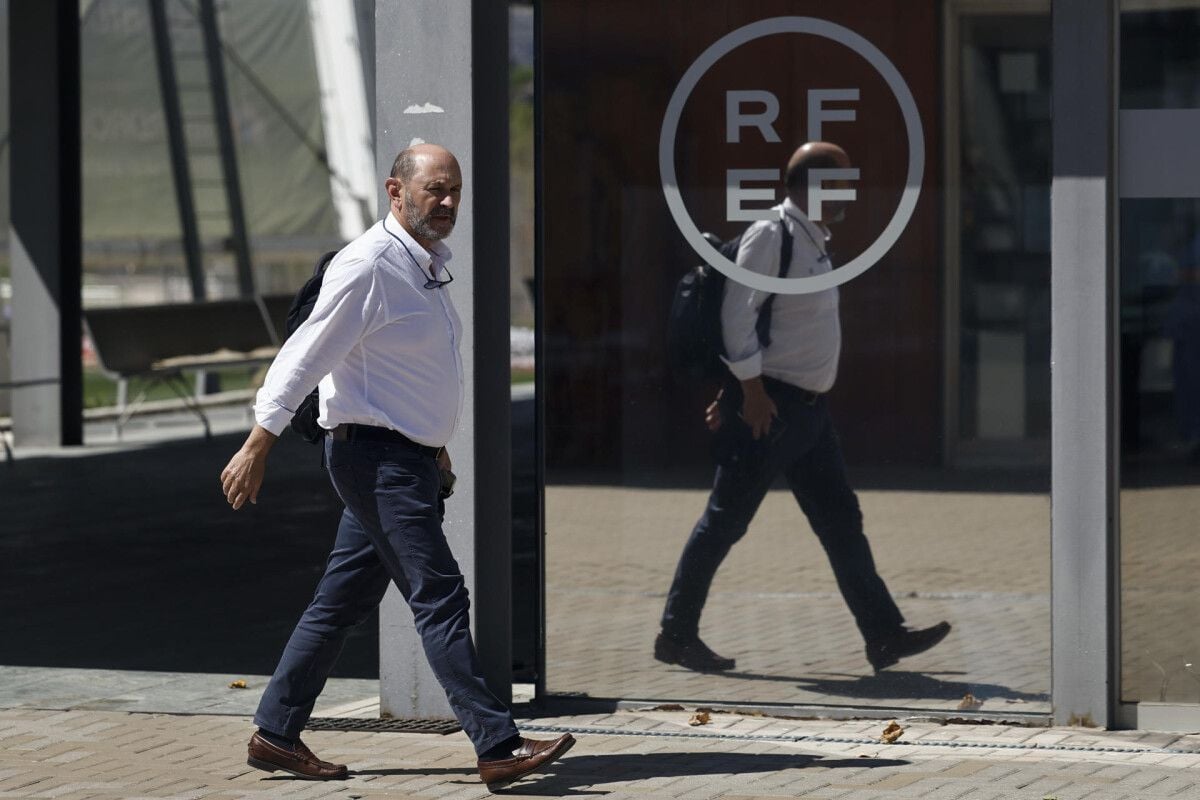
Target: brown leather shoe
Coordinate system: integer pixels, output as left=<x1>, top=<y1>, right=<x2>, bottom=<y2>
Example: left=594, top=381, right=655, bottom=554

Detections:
left=477, top=733, right=575, bottom=791
left=246, top=731, right=348, bottom=780
left=654, top=633, right=736, bottom=672
left=865, top=621, right=952, bottom=672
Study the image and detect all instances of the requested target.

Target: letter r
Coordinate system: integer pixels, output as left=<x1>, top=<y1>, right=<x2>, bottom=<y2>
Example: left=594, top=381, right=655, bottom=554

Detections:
left=726, top=91, right=782, bottom=144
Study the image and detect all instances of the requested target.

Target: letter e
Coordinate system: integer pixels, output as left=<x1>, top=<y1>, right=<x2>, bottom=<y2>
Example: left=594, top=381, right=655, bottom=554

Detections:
left=727, top=169, right=779, bottom=222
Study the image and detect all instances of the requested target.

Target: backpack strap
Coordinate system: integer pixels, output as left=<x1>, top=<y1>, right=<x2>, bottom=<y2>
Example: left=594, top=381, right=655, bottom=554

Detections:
left=754, top=214, right=793, bottom=349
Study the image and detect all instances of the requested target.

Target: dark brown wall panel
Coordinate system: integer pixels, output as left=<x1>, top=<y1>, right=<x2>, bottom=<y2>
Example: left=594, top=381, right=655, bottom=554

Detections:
left=543, top=2, right=942, bottom=473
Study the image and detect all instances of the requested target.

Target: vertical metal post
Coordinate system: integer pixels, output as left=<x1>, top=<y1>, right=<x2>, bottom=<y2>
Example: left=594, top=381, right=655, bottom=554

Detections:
left=8, top=0, right=82, bottom=447
left=469, top=0, right=513, bottom=708
left=148, top=0, right=206, bottom=301
left=1050, top=0, right=1118, bottom=728
left=532, top=0, right=547, bottom=702
left=375, top=0, right=512, bottom=717
left=198, top=0, right=254, bottom=297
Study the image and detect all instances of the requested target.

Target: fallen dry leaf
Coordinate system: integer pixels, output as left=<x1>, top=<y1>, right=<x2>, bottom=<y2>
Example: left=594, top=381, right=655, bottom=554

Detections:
left=688, top=710, right=711, bottom=726
left=228, top=679, right=248, bottom=689
left=880, top=720, right=904, bottom=743
left=957, top=693, right=983, bottom=711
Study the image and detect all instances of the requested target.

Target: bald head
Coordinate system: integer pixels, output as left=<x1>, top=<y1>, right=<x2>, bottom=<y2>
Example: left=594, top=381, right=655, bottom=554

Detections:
left=385, top=143, right=463, bottom=248
left=390, top=143, right=460, bottom=183
left=784, top=142, right=850, bottom=191
left=784, top=141, right=853, bottom=222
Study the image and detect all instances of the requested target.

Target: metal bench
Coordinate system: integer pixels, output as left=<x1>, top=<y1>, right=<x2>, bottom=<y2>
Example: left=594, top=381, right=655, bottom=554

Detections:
left=84, top=295, right=293, bottom=438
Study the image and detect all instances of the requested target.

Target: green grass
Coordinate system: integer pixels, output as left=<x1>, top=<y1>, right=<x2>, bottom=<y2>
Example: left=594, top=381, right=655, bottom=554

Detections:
left=83, top=366, right=260, bottom=409
left=83, top=366, right=536, bottom=409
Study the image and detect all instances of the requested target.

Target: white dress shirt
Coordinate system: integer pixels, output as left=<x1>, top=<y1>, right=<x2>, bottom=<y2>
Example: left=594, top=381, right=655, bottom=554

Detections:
left=720, top=197, right=841, bottom=393
left=254, top=213, right=464, bottom=447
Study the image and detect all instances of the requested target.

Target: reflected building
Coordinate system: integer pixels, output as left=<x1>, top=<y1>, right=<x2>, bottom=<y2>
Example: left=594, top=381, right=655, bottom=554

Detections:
left=541, top=0, right=1053, bottom=716
left=538, top=0, right=1200, bottom=730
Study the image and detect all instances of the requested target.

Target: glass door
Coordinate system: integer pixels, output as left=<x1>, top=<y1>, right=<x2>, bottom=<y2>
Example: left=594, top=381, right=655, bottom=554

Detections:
left=1118, top=0, right=1200, bottom=728
left=538, top=0, right=1051, bottom=717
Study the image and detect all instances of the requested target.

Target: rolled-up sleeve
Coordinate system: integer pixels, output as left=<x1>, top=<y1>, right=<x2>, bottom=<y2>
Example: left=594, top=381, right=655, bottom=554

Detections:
left=720, top=220, right=778, bottom=381
left=253, top=257, right=384, bottom=435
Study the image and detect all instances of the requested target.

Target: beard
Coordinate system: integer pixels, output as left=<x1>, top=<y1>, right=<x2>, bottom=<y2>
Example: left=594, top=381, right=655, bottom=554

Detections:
left=403, top=191, right=456, bottom=241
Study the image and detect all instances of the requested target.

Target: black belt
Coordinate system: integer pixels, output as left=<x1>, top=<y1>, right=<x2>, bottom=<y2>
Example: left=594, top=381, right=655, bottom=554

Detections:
left=329, top=424, right=442, bottom=458
left=759, top=376, right=823, bottom=406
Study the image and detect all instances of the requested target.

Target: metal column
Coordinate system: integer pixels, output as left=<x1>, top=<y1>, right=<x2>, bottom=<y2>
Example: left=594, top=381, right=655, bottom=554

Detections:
left=198, top=0, right=255, bottom=298
left=374, top=1, right=512, bottom=717
left=8, top=0, right=82, bottom=447
left=148, top=0, right=206, bottom=301
left=1050, top=0, right=1119, bottom=728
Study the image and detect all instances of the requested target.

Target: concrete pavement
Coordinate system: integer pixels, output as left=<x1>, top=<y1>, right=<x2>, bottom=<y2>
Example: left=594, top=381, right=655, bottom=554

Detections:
left=4, top=668, right=1200, bottom=799
left=5, top=702, right=1200, bottom=799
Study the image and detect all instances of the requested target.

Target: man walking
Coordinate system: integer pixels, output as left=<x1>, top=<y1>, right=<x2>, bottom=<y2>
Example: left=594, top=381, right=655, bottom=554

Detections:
left=656, top=142, right=951, bottom=675
left=220, top=144, right=572, bottom=790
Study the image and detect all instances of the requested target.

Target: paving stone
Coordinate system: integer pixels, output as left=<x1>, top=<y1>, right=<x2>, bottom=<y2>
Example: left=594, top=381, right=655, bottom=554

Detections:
left=8, top=707, right=1200, bottom=799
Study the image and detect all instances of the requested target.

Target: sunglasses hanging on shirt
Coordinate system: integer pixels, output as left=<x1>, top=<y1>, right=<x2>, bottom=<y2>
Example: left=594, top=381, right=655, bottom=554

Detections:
left=784, top=209, right=832, bottom=266
left=424, top=266, right=454, bottom=290
left=795, top=220, right=831, bottom=264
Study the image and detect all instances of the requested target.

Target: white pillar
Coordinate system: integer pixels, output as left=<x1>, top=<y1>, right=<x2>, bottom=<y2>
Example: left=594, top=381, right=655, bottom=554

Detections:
left=1050, top=0, right=1117, bottom=728
left=375, top=0, right=512, bottom=718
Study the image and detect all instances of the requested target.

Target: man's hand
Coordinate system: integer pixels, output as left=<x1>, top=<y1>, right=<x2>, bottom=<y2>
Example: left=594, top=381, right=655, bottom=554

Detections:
left=436, top=447, right=456, bottom=511
left=220, top=425, right=278, bottom=510
left=704, top=388, right=724, bottom=432
left=739, top=377, right=777, bottom=440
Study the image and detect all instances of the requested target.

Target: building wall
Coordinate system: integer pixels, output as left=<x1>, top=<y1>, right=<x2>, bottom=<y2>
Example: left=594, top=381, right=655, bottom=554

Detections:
left=542, top=1, right=942, bottom=472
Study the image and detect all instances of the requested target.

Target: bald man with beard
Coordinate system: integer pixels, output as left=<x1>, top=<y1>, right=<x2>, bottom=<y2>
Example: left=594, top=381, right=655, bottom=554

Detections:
left=656, top=142, right=951, bottom=676
left=220, top=144, right=573, bottom=790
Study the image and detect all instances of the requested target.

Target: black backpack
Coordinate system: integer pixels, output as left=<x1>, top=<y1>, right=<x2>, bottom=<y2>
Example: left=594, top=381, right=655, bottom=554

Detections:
left=285, top=249, right=339, bottom=443
left=667, top=219, right=793, bottom=381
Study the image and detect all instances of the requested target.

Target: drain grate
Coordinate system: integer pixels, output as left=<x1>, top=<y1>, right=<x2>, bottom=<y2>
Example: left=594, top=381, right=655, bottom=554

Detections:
left=306, top=717, right=462, bottom=735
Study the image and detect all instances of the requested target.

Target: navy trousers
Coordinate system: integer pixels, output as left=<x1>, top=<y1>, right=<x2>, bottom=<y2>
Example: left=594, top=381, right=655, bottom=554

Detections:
left=661, top=379, right=905, bottom=645
left=253, top=436, right=518, bottom=755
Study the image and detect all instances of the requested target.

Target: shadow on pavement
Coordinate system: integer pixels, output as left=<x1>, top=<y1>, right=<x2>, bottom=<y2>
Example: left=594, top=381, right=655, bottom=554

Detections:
left=788, top=670, right=1049, bottom=704
left=505, top=752, right=909, bottom=795
left=0, top=431, right=377, bottom=677
left=679, top=667, right=1048, bottom=704
left=350, top=752, right=910, bottom=795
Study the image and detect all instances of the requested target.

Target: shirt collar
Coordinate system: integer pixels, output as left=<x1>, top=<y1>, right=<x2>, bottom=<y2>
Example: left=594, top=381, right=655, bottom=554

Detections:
left=781, top=197, right=832, bottom=244
left=384, top=211, right=454, bottom=275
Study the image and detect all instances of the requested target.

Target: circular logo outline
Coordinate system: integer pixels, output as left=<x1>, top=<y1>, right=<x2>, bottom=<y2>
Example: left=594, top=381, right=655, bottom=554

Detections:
left=659, top=17, right=925, bottom=295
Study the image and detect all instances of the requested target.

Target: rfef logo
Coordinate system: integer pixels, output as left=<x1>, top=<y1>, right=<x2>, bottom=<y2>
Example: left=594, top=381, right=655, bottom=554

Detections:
left=659, top=17, right=924, bottom=295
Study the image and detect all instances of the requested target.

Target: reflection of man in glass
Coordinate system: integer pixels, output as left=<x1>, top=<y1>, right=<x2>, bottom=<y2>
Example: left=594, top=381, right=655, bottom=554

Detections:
left=656, top=142, right=951, bottom=673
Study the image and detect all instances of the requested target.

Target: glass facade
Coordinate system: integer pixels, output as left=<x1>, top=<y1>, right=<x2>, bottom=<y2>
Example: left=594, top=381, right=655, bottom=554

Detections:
left=5, top=0, right=1200, bottom=728
left=79, top=0, right=344, bottom=314
left=0, top=2, right=375, bottom=678
left=1119, top=2, right=1200, bottom=706
left=540, top=1, right=1051, bottom=713
left=951, top=11, right=1051, bottom=464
